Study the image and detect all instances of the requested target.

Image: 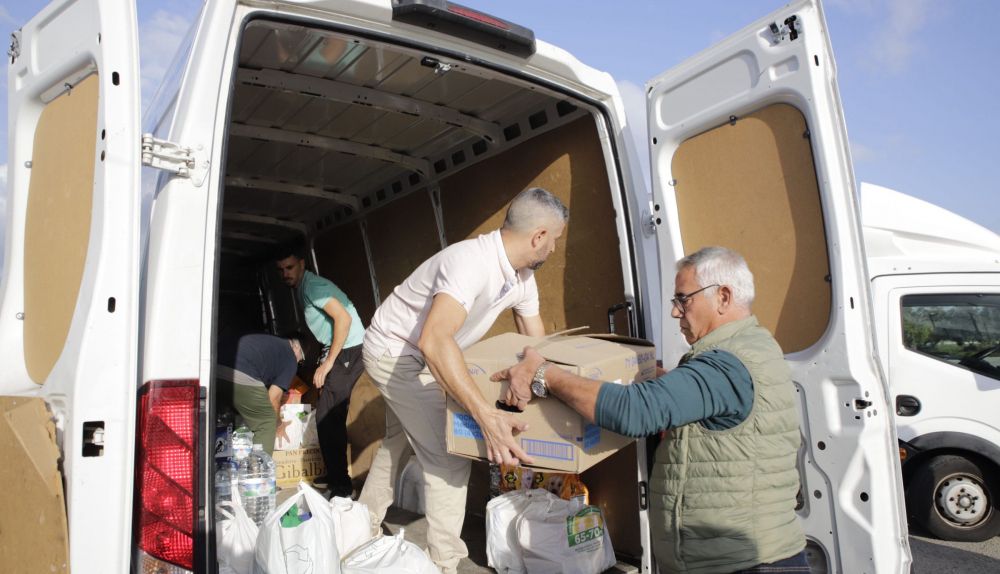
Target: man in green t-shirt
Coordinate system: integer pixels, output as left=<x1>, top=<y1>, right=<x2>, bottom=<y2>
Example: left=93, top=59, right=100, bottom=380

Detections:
left=276, top=250, right=365, bottom=498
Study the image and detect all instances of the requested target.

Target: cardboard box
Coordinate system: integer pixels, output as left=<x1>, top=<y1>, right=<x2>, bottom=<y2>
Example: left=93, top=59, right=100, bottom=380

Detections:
left=273, top=446, right=326, bottom=488
left=446, top=332, right=656, bottom=473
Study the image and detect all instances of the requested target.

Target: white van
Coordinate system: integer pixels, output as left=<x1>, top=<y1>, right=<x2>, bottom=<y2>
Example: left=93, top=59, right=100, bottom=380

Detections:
left=0, top=0, right=912, bottom=572
left=863, top=182, right=1000, bottom=542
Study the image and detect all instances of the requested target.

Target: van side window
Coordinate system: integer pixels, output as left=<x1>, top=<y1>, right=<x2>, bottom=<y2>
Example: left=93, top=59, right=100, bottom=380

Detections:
left=901, top=293, right=1000, bottom=380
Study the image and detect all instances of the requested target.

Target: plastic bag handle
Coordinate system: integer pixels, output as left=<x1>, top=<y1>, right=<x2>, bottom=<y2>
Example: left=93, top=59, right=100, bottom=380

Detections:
left=216, top=500, right=242, bottom=521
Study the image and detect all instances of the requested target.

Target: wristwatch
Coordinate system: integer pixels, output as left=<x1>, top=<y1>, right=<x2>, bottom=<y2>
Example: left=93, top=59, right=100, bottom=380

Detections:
left=530, top=361, right=552, bottom=398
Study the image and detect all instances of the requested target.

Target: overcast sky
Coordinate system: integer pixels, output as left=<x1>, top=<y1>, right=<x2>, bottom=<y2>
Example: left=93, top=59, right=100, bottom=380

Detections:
left=1, top=0, right=998, bottom=276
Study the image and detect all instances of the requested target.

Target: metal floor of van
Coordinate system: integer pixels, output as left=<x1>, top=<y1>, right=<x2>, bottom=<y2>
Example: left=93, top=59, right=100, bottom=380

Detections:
left=381, top=505, right=639, bottom=574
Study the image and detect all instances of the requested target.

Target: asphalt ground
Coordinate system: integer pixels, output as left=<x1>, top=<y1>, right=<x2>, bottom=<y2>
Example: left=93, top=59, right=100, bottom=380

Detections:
left=383, top=505, right=1000, bottom=573
left=908, top=528, right=1000, bottom=573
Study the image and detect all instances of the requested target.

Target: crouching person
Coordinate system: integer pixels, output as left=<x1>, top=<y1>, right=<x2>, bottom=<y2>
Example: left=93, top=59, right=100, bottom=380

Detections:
left=494, top=246, right=810, bottom=574
left=216, top=331, right=305, bottom=455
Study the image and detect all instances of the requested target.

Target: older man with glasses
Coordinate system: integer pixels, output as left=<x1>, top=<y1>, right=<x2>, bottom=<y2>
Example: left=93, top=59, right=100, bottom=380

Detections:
left=495, top=246, right=809, bottom=574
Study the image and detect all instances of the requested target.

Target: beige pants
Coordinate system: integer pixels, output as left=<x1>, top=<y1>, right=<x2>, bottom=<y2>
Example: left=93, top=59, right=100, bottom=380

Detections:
left=357, top=348, right=472, bottom=574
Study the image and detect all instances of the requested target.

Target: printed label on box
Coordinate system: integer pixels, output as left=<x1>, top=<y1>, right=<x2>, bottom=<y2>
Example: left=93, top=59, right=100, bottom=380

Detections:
left=453, top=413, right=483, bottom=439
left=583, top=424, right=601, bottom=450
left=521, top=438, right=574, bottom=461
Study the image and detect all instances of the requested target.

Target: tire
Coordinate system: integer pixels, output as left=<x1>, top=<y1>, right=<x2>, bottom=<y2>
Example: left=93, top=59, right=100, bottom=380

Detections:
left=906, top=454, right=1000, bottom=542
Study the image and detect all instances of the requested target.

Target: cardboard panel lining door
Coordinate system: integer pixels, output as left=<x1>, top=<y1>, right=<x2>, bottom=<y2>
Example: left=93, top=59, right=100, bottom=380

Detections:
left=23, top=74, right=100, bottom=384
left=671, top=103, right=832, bottom=353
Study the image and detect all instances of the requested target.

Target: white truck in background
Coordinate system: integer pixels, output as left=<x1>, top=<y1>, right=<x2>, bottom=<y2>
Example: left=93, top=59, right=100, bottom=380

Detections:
left=863, top=182, right=1000, bottom=542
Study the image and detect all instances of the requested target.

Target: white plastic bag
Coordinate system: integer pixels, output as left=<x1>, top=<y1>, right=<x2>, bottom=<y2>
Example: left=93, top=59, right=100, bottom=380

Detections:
left=330, top=497, right=375, bottom=556
left=486, top=489, right=558, bottom=573
left=253, top=482, right=341, bottom=574
left=515, top=497, right=615, bottom=574
left=340, top=529, right=440, bottom=574
left=275, top=404, right=318, bottom=451
left=217, top=500, right=260, bottom=574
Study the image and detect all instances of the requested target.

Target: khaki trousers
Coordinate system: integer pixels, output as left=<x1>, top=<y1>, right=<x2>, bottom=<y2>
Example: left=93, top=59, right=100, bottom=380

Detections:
left=357, top=348, right=471, bottom=574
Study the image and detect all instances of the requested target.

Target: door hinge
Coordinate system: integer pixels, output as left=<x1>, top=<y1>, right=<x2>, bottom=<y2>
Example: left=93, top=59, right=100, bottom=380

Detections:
left=768, top=14, right=801, bottom=44
left=8, top=31, right=20, bottom=64
left=141, top=133, right=209, bottom=186
left=641, top=201, right=658, bottom=237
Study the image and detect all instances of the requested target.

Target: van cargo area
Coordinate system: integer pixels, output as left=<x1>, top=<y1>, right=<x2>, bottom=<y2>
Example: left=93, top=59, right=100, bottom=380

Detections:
left=214, top=17, right=644, bottom=570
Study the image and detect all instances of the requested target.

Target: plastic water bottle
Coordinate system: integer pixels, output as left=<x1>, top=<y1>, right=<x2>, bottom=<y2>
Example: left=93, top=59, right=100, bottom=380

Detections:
left=231, top=424, right=254, bottom=462
left=214, top=459, right=237, bottom=509
left=238, top=444, right=276, bottom=525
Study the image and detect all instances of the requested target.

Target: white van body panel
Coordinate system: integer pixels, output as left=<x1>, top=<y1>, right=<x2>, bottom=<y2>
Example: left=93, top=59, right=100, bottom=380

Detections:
left=139, top=1, right=658, bottom=569
left=646, top=1, right=909, bottom=571
left=2, top=0, right=142, bottom=571
left=142, top=0, right=237, bottom=388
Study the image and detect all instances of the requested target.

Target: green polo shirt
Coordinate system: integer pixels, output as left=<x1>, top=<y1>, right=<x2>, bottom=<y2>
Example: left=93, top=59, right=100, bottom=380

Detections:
left=298, top=271, right=365, bottom=349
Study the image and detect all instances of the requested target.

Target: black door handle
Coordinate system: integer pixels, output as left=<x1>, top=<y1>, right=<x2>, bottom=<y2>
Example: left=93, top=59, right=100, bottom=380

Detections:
left=896, top=395, right=921, bottom=417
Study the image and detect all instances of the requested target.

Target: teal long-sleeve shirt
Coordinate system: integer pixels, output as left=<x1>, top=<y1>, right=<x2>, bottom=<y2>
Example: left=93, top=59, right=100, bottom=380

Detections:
left=594, top=349, right=754, bottom=436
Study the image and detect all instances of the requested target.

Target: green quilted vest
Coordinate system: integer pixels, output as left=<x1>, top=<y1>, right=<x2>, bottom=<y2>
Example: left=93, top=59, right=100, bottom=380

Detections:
left=650, top=316, right=804, bottom=573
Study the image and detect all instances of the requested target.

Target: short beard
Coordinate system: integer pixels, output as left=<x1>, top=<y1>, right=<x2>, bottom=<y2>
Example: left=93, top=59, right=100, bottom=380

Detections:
left=529, top=259, right=546, bottom=271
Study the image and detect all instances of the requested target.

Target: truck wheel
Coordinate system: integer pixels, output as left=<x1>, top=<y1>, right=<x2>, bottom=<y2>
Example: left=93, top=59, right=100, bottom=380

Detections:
left=906, top=454, right=1000, bottom=542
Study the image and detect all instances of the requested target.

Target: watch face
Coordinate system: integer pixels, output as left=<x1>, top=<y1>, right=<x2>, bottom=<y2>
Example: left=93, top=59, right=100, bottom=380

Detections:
left=531, top=380, right=547, bottom=398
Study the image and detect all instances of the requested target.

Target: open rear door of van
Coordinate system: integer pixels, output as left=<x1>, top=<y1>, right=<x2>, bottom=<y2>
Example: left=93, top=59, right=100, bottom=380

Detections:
left=0, top=0, right=141, bottom=572
left=646, top=0, right=911, bottom=572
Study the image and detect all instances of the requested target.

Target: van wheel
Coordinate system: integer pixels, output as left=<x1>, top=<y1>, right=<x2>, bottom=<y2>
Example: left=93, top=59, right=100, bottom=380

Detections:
left=907, top=454, right=1000, bottom=542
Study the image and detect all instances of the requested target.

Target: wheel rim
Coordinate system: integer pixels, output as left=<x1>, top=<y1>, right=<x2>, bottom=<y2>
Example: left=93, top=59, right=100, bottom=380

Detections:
left=934, top=472, right=991, bottom=527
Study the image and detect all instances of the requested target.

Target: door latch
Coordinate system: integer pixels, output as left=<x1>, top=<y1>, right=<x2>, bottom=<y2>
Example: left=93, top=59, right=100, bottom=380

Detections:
left=768, top=15, right=801, bottom=44
left=8, top=31, right=20, bottom=64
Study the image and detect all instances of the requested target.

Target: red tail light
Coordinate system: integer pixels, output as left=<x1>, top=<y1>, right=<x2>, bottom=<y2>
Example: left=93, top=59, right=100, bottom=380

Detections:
left=133, top=379, right=200, bottom=571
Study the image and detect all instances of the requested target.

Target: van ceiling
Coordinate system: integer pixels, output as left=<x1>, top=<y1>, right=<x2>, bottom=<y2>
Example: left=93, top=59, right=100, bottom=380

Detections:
left=221, top=19, right=584, bottom=258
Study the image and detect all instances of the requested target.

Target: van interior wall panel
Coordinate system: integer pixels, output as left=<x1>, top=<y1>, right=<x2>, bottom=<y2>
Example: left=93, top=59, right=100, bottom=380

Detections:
left=314, top=221, right=377, bottom=325
left=439, top=117, right=627, bottom=338
left=671, top=103, right=832, bottom=353
left=0, top=397, right=69, bottom=572
left=581, top=442, right=642, bottom=559
left=218, top=258, right=268, bottom=334
left=365, top=189, right=442, bottom=302
left=23, top=74, right=99, bottom=384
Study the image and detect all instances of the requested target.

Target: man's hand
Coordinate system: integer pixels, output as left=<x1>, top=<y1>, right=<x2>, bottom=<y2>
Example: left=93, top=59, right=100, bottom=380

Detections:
left=276, top=419, right=292, bottom=447
left=655, top=365, right=668, bottom=377
left=476, top=407, right=534, bottom=465
left=491, top=346, right=546, bottom=411
left=313, top=361, right=332, bottom=389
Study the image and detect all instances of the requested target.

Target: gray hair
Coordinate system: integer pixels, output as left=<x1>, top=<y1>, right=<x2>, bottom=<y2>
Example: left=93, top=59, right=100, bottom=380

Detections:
left=502, top=187, right=569, bottom=232
left=677, top=246, right=755, bottom=308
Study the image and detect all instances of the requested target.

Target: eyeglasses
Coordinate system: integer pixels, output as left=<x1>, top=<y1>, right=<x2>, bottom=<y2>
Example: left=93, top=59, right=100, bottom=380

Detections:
left=671, top=284, right=720, bottom=312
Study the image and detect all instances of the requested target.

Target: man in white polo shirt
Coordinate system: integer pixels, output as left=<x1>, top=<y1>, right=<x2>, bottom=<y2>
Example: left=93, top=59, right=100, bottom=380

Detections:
left=358, top=187, right=568, bottom=573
